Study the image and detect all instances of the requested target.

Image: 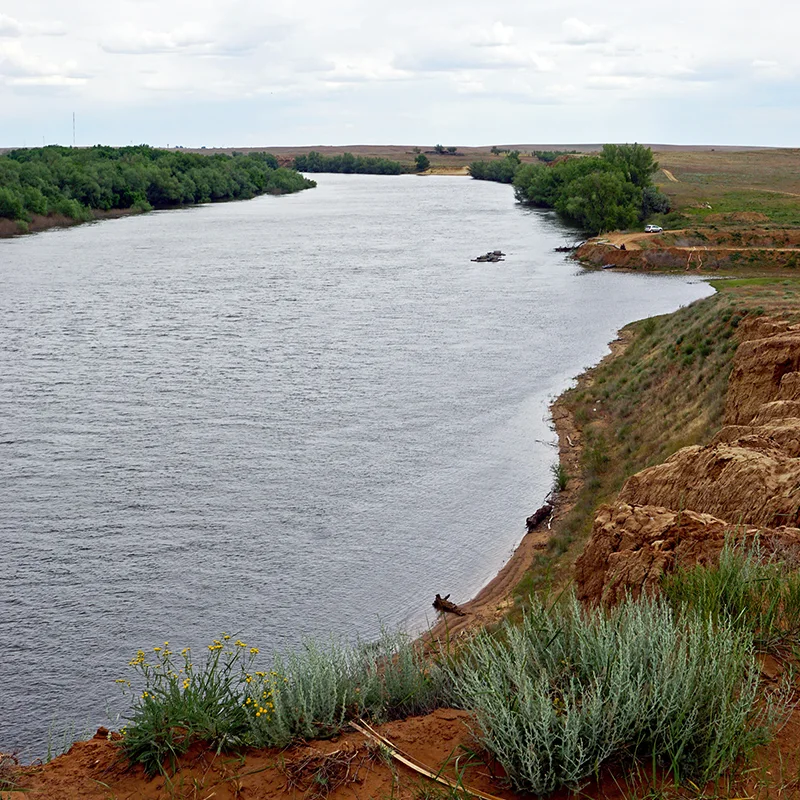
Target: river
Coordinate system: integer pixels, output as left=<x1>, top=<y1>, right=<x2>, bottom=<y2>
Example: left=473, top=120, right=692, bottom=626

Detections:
left=0, top=174, right=713, bottom=756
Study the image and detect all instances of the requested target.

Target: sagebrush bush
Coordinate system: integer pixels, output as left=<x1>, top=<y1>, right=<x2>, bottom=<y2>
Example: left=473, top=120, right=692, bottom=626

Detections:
left=254, top=629, right=449, bottom=747
left=450, top=594, right=774, bottom=795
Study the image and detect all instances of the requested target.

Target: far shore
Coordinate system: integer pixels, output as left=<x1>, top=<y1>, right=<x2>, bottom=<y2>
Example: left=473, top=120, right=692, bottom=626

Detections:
left=0, top=207, right=142, bottom=239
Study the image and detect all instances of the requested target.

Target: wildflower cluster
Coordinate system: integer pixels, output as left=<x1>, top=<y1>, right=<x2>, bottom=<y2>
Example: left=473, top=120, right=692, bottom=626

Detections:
left=119, top=628, right=448, bottom=777
left=119, top=633, right=279, bottom=776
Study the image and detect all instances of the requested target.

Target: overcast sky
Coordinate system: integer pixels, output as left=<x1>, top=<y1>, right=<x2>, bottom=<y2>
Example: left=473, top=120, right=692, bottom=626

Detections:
left=1, top=0, right=796, bottom=148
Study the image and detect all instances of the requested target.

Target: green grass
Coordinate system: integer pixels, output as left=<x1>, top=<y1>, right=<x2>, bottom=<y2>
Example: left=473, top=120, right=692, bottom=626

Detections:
left=710, top=277, right=800, bottom=289
left=550, top=461, right=569, bottom=492
left=0, top=752, right=21, bottom=793
left=681, top=191, right=800, bottom=227
left=663, top=539, right=800, bottom=657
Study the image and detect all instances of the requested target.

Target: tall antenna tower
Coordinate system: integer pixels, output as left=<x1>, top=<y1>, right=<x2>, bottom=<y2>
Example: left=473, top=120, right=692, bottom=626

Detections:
left=73, top=112, right=76, bottom=147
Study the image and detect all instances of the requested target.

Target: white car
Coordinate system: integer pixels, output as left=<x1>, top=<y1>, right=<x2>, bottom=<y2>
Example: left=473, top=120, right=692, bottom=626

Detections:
left=644, top=224, right=663, bottom=233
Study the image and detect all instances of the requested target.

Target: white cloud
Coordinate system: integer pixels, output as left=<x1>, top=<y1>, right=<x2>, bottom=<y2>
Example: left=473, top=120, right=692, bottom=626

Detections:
left=587, top=74, right=638, bottom=90
left=0, top=13, right=22, bottom=37
left=322, top=58, right=410, bottom=84
left=1, top=0, right=799, bottom=146
left=24, top=20, right=67, bottom=36
left=562, top=18, right=607, bottom=45
left=8, top=74, right=85, bottom=86
left=471, top=22, right=515, bottom=47
left=100, top=25, right=214, bottom=55
left=0, top=13, right=66, bottom=37
left=0, top=40, right=86, bottom=87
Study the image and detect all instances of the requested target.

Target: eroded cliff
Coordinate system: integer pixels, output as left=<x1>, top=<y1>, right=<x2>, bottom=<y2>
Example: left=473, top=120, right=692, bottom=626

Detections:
left=577, top=315, right=800, bottom=604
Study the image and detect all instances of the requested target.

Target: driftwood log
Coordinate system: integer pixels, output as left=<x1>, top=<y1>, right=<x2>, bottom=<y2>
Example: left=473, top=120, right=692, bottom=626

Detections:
left=433, top=593, right=466, bottom=616
left=471, top=250, right=506, bottom=263
left=526, top=501, right=553, bottom=530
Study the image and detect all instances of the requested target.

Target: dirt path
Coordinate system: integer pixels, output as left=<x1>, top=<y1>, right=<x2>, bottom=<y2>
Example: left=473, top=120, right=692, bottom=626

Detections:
left=758, top=187, right=800, bottom=198
left=423, top=166, right=470, bottom=176
left=596, top=230, right=684, bottom=251
left=595, top=230, right=800, bottom=254
left=661, top=168, right=679, bottom=182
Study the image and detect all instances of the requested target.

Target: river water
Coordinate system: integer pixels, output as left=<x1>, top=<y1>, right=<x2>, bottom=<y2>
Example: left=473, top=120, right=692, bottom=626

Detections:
left=0, top=174, right=712, bottom=756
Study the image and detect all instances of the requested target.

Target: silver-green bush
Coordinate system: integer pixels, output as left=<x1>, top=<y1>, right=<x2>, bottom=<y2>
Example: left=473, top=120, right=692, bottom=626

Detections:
left=254, top=628, right=449, bottom=747
left=450, top=594, right=774, bottom=795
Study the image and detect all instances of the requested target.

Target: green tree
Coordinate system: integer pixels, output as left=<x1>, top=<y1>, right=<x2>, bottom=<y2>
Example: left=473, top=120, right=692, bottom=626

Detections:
left=0, top=187, right=24, bottom=220
left=641, top=185, right=671, bottom=219
left=556, top=171, right=641, bottom=233
left=415, top=154, right=430, bottom=172
left=470, top=152, right=520, bottom=184
left=601, top=143, right=658, bottom=188
left=0, top=145, right=314, bottom=225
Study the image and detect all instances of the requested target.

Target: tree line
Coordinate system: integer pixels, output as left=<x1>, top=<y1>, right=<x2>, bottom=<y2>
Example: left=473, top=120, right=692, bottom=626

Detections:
left=469, top=144, right=670, bottom=234
left=0, top=145, right=316, bottom=225
left=293, top=152, right=408, bottom=175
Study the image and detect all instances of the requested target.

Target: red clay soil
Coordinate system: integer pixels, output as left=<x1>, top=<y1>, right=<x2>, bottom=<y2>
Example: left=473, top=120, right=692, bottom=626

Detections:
left=576, top=316, right=800, bottom=605
left=11, top=704, right=800, bottom=799
left=576, top=228, right=800, bottom=272
left=4, top=711, right=532, bottom=800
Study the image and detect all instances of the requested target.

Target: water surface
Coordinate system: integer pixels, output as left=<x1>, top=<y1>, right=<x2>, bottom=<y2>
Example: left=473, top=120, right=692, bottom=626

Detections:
left=0, top=175, right=713, bottom=755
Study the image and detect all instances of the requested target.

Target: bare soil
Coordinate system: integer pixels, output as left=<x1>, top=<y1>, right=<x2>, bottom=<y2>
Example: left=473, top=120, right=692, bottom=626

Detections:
left=577, top=228, right=800, bottom=272
left=10, top=686, right=800, bottom=799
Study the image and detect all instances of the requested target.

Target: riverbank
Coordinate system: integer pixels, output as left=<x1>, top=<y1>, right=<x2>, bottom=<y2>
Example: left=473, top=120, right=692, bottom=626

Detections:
left=0, top=146, right=315, bottom=240
left=0, top=206, right=143, bottom=238
left=425, top=334, right=632, bottom=642
left=431, top=276, right=800, bottom=636
left=576, top=226, right=800, bottom=272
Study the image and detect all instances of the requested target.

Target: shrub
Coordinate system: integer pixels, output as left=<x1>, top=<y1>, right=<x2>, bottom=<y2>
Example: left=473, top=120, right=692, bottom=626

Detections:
left=641, top=317, right=657, bottom=336
left=551, top=461, right=569, bottom=491
left=120, top=638, right=258, bottom=775
left=0, top=187, right=25, bottom=220
left=641, top=185, right=671, bottom=218
left=449, top=594, right=774, bottom=795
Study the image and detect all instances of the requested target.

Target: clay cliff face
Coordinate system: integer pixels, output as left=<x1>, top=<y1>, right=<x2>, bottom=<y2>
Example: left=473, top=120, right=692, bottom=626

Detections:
left=576, top=317, right=800, bottom=604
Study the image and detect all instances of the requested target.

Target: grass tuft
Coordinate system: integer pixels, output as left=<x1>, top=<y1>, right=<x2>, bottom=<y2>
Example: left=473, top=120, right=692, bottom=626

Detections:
left=550, top=461, right=569, bottom=492
left=663, top=538, right=800, bottom=657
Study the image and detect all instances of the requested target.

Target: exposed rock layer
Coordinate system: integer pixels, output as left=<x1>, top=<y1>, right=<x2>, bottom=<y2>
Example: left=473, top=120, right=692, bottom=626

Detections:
left=577, top=318, right=800, bottom=604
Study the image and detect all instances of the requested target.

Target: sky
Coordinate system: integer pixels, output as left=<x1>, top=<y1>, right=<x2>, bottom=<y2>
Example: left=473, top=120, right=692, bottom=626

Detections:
left=0, top=0, right=797, bottom=148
